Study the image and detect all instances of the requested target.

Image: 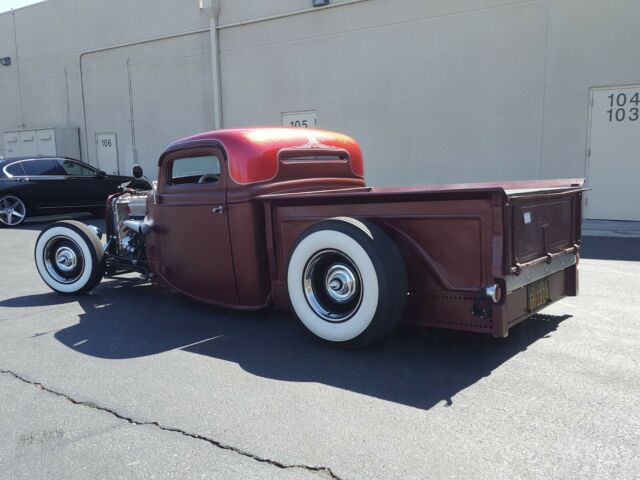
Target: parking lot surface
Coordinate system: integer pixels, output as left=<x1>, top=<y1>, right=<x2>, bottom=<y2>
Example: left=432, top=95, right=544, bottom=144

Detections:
left=1, top=217, right=639, bottom=479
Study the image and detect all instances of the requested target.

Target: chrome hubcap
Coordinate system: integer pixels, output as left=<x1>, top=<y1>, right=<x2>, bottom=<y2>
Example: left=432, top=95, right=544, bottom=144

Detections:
left=303, top=250, right=363, bottom=323
left=55, top=247, right=78, bottom=272
left=0, top=196, right=26, bottom=226
left=43, top=236, right=85, bottom=284
left=325, top=264, right=357, bottom=303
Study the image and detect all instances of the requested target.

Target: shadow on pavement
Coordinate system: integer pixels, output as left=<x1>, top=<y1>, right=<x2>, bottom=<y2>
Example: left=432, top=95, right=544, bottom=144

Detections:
left=1, top=280, right=571, bottom=410
left=581, top=236, right=640, bottom=261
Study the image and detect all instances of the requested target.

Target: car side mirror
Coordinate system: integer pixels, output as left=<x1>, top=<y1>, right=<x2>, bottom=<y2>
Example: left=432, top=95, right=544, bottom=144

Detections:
left=95, top=170, right=107, bottom=178
left=132, top=164, right=143, bottom=179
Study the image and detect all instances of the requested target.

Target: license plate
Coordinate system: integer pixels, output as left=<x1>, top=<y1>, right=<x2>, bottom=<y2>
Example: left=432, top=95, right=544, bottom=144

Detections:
left=527, top=278, right=550, bottom=312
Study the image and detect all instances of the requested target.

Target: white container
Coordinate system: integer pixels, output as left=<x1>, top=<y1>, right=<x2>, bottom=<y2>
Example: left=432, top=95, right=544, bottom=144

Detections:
left=3, top=128, right=81, bottom=160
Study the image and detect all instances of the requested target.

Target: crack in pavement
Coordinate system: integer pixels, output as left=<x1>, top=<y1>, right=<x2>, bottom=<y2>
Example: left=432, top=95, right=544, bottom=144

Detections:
left=1, top=369, right=343, bottom=480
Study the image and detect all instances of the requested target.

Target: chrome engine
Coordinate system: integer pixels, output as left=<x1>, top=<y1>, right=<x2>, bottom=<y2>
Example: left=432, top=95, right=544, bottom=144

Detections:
left=111, top=193, right=149, bottom=258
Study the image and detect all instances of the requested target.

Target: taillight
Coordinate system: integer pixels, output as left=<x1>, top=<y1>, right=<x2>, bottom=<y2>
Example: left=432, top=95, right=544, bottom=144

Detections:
left=485, top=284, right=502, bottom=303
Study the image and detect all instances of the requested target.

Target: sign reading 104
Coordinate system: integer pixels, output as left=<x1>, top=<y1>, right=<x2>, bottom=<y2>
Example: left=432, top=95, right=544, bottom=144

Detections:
left=606, top=92, right=640, bottom=122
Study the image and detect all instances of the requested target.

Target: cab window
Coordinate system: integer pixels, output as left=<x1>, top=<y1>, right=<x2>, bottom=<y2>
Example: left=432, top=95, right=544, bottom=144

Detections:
left=170, top=155, right=220, bottom=185
left=57, top=159, right=96, bottom=176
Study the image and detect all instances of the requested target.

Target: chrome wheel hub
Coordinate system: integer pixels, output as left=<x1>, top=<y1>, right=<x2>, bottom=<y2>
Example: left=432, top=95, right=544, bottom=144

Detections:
left=0, top=196, right=26, bottom=226
left=325, top=264, right=357, bottom=303
left=55, top=247, right=78, bottom=272
left=43, top=236, right=85, bottom=284
left=303, top=250, right=363, bottom=323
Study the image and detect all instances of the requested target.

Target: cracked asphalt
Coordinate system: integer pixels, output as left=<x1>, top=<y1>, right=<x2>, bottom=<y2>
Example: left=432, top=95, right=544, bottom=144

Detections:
left=1, top=217, right=639, bottom=480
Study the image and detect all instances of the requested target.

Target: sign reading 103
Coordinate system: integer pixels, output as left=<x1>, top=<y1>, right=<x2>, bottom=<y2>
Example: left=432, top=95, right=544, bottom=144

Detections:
left=606, top=92, right=640, bottom=122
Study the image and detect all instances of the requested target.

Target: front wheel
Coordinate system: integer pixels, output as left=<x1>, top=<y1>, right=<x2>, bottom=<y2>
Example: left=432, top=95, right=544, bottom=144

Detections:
left=35, top=220, right=105, bottom=294
left=287, top=217, right=408, bottom=348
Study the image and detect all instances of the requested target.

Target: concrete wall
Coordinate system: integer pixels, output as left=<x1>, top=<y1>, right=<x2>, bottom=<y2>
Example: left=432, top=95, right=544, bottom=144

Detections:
left=1, top=0, right=639, bottom=202
left=218, top=0, right=548, bottom=185
left=0, top=0, right=212, bottom=173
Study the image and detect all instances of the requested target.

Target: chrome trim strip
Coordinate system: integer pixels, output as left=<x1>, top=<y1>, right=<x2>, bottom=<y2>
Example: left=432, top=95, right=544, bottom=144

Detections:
left=505, top=252, right=576, bottom=293
left=38, top=204, right=104, bottom=209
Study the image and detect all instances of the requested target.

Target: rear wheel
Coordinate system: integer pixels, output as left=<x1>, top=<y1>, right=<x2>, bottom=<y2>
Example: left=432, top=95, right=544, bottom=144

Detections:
left=35, top=220, right=105, bottom=294
left=287, top=217, right=408, bottom=348
left=0, top=194, right=27, bottom=228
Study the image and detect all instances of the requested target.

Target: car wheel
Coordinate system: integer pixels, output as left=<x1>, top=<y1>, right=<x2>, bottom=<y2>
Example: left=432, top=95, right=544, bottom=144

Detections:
left=34, top=220, right=105, bottom=294
left=287, top=217, right=408, bottom=348
left=0, top=194, right=27, bottom=228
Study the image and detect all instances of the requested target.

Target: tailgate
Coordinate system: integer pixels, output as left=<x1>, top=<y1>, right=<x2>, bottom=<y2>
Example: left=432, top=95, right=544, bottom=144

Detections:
left=504, top=183, right=584, bottom=275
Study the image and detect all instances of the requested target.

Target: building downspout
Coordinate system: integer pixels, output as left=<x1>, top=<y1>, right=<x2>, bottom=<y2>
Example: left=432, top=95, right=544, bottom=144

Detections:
left=11, top=10, right=25, bottom=129
left=206, top=0, right=223, bottom=130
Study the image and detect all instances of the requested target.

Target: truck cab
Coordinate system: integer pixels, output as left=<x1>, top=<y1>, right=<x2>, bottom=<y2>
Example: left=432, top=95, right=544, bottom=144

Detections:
left=146, top=128, right=366, bottom=308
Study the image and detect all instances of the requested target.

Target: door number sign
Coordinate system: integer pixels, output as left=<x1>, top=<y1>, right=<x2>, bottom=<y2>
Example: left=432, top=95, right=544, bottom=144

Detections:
left=282, top=111, right=317, bottom=128
left=605, top=91, right=640, bottom=122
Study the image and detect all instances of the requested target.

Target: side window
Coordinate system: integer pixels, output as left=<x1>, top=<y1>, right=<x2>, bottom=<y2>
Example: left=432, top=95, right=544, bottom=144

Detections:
left=57, top=159, right=96, bottom=176
left=169, top=155, right=221, bottom=185
left=4, top=162, right=26, bottom=176
left=21, top=159, right=63, bottom=176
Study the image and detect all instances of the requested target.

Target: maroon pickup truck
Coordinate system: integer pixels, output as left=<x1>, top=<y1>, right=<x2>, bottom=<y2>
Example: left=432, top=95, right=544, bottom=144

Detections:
left=34, top=128, right=584, bottom=347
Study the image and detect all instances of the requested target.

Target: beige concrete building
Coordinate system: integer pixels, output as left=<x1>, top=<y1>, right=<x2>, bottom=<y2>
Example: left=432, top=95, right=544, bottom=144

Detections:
left=1, top=0, right=639, bottom=221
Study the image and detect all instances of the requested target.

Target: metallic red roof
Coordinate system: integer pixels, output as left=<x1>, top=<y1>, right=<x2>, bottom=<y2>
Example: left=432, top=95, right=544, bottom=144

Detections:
left=168, top=127, right=364, bottom=184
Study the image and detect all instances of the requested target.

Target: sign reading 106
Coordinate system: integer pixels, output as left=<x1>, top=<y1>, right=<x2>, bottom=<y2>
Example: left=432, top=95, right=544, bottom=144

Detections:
left=606, top=92, right=640, bottom=122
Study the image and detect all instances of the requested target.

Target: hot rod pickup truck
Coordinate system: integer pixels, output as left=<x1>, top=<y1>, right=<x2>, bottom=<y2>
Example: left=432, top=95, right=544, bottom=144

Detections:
left=34, top=128, right=584, bottom=347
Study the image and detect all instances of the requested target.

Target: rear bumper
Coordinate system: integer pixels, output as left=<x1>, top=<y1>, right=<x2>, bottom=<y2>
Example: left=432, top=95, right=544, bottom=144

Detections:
left=492, top=264, right=578, bottom=337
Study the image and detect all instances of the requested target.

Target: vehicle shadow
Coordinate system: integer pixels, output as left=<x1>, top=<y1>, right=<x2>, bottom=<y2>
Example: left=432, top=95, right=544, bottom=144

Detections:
left=1, top=280, right=571, bottom=410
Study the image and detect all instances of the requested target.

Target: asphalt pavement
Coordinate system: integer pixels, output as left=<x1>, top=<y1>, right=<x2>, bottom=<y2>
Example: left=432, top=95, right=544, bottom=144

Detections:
left=0, top=216, right=638, bottom=479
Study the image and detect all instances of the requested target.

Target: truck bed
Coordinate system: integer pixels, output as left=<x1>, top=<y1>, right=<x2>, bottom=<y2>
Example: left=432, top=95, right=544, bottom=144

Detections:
left=256, top=178, right=584, bottom=337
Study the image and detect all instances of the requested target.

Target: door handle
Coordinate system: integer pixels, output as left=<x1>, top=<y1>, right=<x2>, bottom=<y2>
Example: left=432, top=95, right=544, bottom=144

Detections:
left=212, top=206, right=224, bottom=214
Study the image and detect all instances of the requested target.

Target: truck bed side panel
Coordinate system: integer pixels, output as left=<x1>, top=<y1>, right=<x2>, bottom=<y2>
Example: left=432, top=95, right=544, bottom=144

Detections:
left=263, top=193, right=499, bottom=334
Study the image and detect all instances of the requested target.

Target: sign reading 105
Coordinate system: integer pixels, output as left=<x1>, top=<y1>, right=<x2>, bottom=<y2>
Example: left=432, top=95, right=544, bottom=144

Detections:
left=606, top=92, right=640, bottom=122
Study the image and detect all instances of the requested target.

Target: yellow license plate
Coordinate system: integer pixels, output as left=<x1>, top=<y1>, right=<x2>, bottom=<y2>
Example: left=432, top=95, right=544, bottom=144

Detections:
left=527, top=278, right=550, bottom=312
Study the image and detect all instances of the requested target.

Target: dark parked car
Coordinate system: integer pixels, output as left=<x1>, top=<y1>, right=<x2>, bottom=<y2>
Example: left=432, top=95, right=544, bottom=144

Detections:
left=0, top=155, right=150, bottom=227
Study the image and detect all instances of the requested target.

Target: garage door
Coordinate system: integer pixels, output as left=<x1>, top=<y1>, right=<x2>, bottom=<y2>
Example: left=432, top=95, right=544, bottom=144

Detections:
left=587, top=86, right=640, bottom=221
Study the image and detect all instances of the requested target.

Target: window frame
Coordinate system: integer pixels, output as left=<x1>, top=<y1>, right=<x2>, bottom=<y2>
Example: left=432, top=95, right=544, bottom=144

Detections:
left=166, top=152, right=224, bottom=188
left=55, top=158, right=98, bottom=177
left=13, top=158, right=64, bottom=177
left=2, top=161, right=27, bottom=178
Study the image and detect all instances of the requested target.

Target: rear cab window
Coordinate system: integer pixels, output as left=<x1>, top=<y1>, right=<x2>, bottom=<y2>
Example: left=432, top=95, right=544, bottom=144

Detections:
left=169, top=155, right=221, bottom=185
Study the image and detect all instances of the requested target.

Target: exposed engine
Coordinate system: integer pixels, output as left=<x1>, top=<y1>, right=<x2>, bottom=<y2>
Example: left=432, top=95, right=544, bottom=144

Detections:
left=107, top=191, right=151, bottom=273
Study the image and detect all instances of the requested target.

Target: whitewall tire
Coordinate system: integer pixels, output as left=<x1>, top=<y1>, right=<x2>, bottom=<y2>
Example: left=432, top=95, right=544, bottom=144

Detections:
left=287, top=217, right=408, bottom=348
left=35, top=220, right=105, bottom=294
